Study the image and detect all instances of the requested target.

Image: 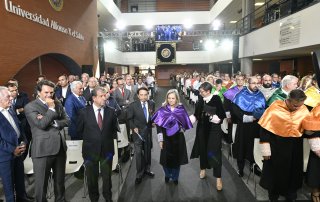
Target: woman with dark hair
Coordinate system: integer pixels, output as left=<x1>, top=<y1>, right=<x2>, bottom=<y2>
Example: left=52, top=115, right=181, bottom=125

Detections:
left=190, top=82, right=226, bottom=191
left=152, top=89, right=193, bottom=184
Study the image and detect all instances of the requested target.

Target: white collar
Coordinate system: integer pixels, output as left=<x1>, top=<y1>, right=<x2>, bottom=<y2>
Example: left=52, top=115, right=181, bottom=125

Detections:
left=203, top=94, right=213, bottom=103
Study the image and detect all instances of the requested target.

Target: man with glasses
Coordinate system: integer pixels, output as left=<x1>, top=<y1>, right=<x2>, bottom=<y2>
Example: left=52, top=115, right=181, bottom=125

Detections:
left=223, top=75, right=245, bottom=144
left=258, top=89, right=309, bottom=202
left=231, top=76, right=266, bottom=177
left=258, top=74, right=277, bottom=101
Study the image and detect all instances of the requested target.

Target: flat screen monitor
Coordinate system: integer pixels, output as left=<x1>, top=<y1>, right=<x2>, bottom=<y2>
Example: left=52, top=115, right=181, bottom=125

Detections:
left=155, top=25, right=182, bottom=42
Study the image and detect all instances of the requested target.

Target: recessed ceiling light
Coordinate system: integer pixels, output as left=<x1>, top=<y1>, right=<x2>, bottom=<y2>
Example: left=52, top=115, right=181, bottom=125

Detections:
left=253, top=58, right=263, bottom=61
left=230, top=21, right=237, bottom=24
left=255, top=2, right=264, bottom=6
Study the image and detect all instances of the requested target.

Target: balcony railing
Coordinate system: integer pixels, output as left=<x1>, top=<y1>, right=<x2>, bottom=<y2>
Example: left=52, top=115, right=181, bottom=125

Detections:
left=236, top=0, right=319, bottom=35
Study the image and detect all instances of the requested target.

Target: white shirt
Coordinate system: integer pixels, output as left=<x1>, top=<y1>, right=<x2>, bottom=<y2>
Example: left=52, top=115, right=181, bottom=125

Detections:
left=141, top=101, right=149, bottom=122
left=92, top=103, right=104, bottom=123
left=126, top=84, right=132, bottom=91
left=0, top=107, right=20, bottom=137
left=62, top=86, right=68, bottom=98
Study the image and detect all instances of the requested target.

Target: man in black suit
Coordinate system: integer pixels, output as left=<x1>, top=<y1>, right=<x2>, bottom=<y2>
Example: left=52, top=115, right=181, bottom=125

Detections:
left=77, top=86, right=119, bottom=202
left=7, top=83, right=31, bottom=158
left=55, top=74, right=71, bottom=106
left=127, top=87, right=155, bottom=184
left=83, top=77, right=98, bottom=105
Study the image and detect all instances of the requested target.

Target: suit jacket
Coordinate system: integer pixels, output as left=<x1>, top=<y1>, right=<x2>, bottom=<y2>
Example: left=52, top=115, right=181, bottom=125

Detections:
left=113, top=87, right=132, bottom=107
left=83, top=87, right=93, bottom=104
left=77, top=105, right=119, bottom=161
left=55, top=85, right=71, bottom=106
left=0, top=109, right=27, bottom=162
left=12, top=92, right=29, bottom=120
left=127, top=100, right=155, bottom=133
left=64, top=94, right=86, bottom=139
left=25, top=99, right=69, bottom=158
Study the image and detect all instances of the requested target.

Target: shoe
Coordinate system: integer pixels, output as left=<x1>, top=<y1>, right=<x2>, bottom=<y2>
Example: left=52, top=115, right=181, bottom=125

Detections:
left=135, top=177, right=142, bottom=184
left=144, top=171, right=155, bottom=177
left=173, top=180, right=178, bottom=185
left=216, top=178, right=223, bottom=191
left=199, top=170, right=206, bottom=179
left=237, top=170, right=244, bottom=177
left=16, top=197, right=33, bottom=202
left=165, top=177, right=169, bottom=183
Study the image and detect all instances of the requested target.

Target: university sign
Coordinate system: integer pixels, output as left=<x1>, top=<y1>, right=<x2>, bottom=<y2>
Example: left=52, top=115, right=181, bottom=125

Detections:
left=4, top=0, right=84, bottom=41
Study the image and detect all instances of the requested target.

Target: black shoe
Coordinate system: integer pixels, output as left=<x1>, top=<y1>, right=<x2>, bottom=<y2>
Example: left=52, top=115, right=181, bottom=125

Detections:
left=173, top=180, right=178, bottom=185
left=135, top=177, right=142, bottom=184
left=144, top=171, right=155, bottom=177
left=16, top=197, right=33, bottom=202
left=237, top=170, right=244, bottom=177
left=165, top=177, right=169, bottom=183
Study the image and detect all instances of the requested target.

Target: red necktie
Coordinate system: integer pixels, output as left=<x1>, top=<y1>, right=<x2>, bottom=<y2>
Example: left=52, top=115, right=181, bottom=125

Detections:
left=122, top=88, right=124, bottom=97
left=97, top=109, right=103, bottom=130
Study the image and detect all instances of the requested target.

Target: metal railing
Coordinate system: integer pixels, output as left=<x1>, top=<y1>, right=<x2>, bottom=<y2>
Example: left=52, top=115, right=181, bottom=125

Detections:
left=236, top=0, right=319, bottom=35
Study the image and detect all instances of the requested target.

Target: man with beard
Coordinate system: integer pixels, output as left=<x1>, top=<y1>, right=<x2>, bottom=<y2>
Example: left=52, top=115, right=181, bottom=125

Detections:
left=231, top=76, right=266, bottom=177
left=267, top=75, right=298, bottom=106
left=258, top=74, right=276, bottom=101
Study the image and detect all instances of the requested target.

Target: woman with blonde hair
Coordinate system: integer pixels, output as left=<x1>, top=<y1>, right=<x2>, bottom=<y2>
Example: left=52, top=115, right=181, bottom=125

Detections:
left=152, top=89, right=193, bottom=184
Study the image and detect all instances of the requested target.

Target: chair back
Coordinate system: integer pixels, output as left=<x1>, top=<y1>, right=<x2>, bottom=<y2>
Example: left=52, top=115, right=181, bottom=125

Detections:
left=112, top=139, right=119, bottom=171
left=303, top=138, right=311, bottom=172
left=254, top=138, right=264, bottom=170
left=65, top=140, right=83, bottom=174
left=117, top=124, right=129, bottom=148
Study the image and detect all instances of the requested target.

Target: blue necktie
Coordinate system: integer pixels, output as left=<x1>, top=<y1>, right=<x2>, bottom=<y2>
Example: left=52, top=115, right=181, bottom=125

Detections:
left=142, top=102, right=148, bottom=122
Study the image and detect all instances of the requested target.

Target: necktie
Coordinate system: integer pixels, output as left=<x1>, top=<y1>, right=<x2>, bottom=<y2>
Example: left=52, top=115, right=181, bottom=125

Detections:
left=122, top=88, right=124, bottom=97
left=79, top=96, right=86, bottom=105
left=142, top=102, right=148, bottom=122
left=97, top=108, right=103, bottom=130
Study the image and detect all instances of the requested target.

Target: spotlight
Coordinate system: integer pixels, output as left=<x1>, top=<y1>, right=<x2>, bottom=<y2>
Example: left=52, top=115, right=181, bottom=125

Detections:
left=204, top=39, right=215, bottom=51
left=115, top=20, right=126, bottom=30
left=144, top=21, right=153, bottom=30
left=221, top=39, right=233, bottom=49
left=183, top=20, right=193, bottom=30
left=104, top=41, right=116, bottom=50
left=212, top=20, right=221, bottom=30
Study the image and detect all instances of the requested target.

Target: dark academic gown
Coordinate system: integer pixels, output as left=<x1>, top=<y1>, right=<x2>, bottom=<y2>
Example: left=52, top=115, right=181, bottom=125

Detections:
left=231, top=104, right=260, bottom=163
left=190, top=95, right=226, bottom=169
left=259, top=128, right=304, bottom=194
left=157, top=126, right=188, bottom=168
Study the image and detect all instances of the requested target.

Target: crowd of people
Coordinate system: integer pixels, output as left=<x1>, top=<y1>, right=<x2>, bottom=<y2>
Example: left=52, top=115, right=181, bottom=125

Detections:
left=0, top=69, right=319, bottom=202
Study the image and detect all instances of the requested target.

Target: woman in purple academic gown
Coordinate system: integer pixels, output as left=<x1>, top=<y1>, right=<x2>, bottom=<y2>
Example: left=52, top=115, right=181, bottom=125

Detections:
left=152, top=89, right=193, bottom=184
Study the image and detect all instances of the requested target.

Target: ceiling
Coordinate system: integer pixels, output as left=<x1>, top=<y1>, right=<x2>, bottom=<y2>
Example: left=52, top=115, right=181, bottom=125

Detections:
left=97, top=0, right=314, bottom=60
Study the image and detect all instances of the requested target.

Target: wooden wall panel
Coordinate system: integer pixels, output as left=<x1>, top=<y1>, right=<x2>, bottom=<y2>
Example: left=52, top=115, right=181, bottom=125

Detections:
left=156, top=0, right=209, bottom=12
left=0, top=0, right=98, bottom=84
left=14, top=55, right=69, bottom=100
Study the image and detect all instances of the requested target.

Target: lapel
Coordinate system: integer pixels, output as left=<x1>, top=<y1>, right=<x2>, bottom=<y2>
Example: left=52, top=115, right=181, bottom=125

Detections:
left=0, top=111, right=19, bottom=140
left=88, top=105, right=101, bottom=131
left=35, top=98, right=49, bottom=113
left=102, top=106, right=110, bottom=131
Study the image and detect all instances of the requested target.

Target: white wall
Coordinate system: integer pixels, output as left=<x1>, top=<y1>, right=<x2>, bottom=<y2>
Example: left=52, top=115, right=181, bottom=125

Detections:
left=105, top=46, right=233, bottom=65
left=209, top=0, right=233, bottom=23
left=122, top=11, right=210, bottom=26
left=99, top=0, right=122, bottom=19
left=239, top=3, right=320, bottom=58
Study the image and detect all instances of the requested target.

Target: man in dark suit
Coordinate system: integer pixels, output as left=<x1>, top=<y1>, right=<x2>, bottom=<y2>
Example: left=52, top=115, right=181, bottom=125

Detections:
left=77, top=86, right=119, bottom=202
left=83, top=77, right=98, bottom=105
left=25, top=80, right=69, bottom=202
left=0, top=86, right=32, bottom=202
left=64, top=81, right=86, bottom=140
left=127, top=87, right=155, bottom=184
left=55, top=74, right=72, bottom=106
left=113, top=77, right=132, bottom=108
left=6, top=83, right=31, bottom=157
